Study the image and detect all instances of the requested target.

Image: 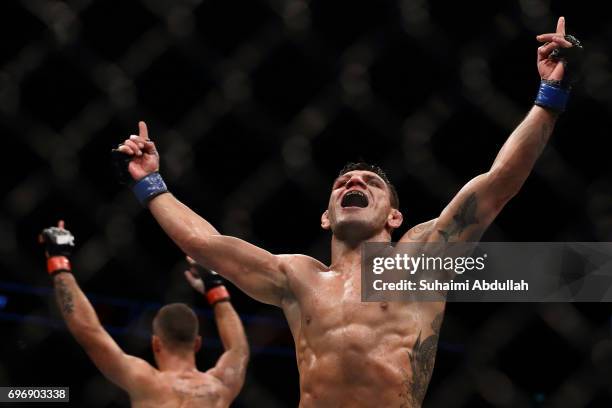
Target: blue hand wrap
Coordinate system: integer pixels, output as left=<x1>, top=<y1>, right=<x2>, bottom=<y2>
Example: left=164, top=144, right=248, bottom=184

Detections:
left=534, top=80, right=570, bottom=113
left=132, top=172, right=168, bottom=205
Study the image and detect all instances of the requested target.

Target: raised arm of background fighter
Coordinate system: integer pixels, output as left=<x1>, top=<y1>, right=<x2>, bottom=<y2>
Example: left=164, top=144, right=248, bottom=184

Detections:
left=40, top=221, right=157, bottom=397
left=184, top=257, right=249, bottom=399
left=114, top=124, right=290, bottom=307
left=402, top=17, right=577, bottom=244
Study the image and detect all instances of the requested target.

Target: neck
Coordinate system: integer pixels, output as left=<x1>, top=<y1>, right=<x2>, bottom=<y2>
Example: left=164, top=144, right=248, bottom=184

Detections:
left=156, top=351, right=197, bottom=372
left=330, top=229, right=391, bottom=271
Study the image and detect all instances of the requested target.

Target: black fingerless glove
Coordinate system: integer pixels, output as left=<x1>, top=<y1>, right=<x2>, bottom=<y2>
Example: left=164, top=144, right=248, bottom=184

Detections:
left=40, top=225, right=75, bottom=275
left=193, top=264, right=230, bottom=306
left=549, top=34, right=584, bottom=88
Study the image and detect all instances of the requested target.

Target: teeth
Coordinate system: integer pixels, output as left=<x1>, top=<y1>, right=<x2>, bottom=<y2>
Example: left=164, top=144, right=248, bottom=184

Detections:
left=346, top=191, right=365, bottom=197
left=341, top=190, right=368, bottom=208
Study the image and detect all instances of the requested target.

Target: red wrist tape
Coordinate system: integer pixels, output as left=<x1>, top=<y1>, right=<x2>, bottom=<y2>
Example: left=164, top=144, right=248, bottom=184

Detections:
left=47, top=256, right=71, bottom=275
left=206, top=286, right=230, bottom=305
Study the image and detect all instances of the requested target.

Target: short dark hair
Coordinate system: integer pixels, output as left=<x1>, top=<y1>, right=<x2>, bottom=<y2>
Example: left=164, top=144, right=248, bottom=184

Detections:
left=338, top=162, right=399, bottom=209
left=153, top=303, right=199, bottom=351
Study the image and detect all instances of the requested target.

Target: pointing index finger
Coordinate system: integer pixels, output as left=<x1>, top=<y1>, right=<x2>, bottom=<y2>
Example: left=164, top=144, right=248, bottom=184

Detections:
left=138, top=121, right=149, bottom=140
left=556, top=16, right=565, bottom=36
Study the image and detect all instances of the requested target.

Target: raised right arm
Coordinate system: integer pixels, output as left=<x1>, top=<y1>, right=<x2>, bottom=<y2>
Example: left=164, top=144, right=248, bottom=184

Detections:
left=114, top=123, right=290, bottom=306
left=150, top=193, right=290, bottom=305
left=40, top=222, right=156, bottom=395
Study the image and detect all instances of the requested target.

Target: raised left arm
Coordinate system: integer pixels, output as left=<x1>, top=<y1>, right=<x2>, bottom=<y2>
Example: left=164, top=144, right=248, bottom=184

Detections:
left=184, top=258, right=249, bottom=399
left=430, top=106, right=557, bottom=243
left=401, top=16, right=579, bottom=243
left=208, top=301, right=249, bottom=399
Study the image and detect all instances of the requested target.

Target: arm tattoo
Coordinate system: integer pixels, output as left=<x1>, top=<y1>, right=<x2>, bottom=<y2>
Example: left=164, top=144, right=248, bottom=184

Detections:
left=55, top=277, right=74, bottom=315
left=402, top=313, right=443, bottom=407
left=438, top=193, right=479, bottom=242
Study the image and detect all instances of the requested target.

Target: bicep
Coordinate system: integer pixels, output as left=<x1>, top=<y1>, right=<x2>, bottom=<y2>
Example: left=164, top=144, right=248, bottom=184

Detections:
left=80, top=328, right=156, bottom=392
left=433, top=173, right=505, bottom=242
left=401, top=173, right=505, bottom=244
left=190, top=235, right=291, bottom=306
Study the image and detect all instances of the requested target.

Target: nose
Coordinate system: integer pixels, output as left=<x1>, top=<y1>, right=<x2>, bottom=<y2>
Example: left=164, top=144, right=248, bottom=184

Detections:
left=345, top=175, right=367, bottom=189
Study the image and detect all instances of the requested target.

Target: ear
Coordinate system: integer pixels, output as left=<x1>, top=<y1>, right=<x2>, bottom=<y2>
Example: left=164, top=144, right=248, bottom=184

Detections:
left=194, top=336, right=202, bottom=353
left=387, top=208, right=403, bottom=230
left=152, top=335, right=161, bottom=353
left=321, top=210, right=331, bottom=230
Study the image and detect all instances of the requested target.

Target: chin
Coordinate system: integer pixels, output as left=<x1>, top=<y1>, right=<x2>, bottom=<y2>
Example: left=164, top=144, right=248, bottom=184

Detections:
left=333, top=219, right=377, bottom=243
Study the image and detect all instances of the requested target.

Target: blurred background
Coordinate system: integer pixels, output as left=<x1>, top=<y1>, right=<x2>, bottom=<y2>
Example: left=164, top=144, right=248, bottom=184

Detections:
left=2, top=0, right=612, bottom=406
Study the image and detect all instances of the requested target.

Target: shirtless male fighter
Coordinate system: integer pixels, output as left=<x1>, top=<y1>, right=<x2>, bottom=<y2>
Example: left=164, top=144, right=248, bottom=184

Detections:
left=40, top=221, right=249, bottom=407
left=113, top=17, right=580, bottom=407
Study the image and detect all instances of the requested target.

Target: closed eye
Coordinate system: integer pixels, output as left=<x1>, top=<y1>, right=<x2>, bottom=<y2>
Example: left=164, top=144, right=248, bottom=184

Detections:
left=333, top=178, right=348, bottom=189
left=366, top=177, right=384, bottom=188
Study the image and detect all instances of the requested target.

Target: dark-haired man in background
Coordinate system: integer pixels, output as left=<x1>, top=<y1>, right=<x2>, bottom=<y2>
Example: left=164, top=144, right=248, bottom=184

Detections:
left=113, top=17, right=580, bottom=407
left=39, top=221, right=249, bottom=408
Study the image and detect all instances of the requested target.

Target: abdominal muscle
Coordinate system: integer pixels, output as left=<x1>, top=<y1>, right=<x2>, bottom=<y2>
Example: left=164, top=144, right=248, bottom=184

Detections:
left=291, top=296, right=443, bottom=408
left=282, top=259, right=445, bottom=408
left=297, top=325, right=416, bottom=408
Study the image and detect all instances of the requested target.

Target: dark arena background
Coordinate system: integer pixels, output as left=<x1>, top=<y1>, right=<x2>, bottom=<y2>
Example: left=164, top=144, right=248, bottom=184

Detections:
left=2, top=0, right=612, bottom=407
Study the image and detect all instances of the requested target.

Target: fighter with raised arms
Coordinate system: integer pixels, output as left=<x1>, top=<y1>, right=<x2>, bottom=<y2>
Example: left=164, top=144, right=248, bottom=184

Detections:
left=40, top=221, right=249, bottom=408
left=113, top=17, right=580, bottom=407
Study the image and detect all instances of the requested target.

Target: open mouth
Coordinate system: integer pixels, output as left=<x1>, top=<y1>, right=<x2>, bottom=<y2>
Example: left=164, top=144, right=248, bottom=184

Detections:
left=341, top=190, right=369, bottom=208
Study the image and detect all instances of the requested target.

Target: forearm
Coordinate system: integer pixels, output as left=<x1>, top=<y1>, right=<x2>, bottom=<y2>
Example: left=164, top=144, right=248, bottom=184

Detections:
left=213, top=301, right=249, bottom=355
left=53, top=273, right=105, bottom=346
left=489, top=106, right=557, bottom=198
left=148, top=193, right=220, bottom=255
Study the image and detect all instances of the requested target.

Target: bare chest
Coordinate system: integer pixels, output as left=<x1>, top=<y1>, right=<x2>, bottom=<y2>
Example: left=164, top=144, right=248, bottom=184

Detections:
left=293, top=271, right=427, bottom=343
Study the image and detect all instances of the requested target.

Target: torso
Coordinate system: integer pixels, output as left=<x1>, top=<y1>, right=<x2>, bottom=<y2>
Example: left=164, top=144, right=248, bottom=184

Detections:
left=282, top=255, right=445, bottom=408
left=131, top=370, right=231, bottom=408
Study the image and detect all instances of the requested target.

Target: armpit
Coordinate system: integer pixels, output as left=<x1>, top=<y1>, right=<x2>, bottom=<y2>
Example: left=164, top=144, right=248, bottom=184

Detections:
left=401, top=219, right=437, bottom=242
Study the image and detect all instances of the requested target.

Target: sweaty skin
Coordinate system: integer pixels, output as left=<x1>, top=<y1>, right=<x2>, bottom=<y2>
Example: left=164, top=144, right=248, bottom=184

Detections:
left=52, top=272, right=248, bottom=408
left=116, top=17, right=572, bottom=407
left=122, top=369, right=232, bottom=408
left=280, top=254, right=444, bottom=407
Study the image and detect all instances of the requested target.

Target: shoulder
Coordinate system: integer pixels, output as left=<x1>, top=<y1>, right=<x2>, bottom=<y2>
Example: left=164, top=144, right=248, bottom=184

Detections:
left=278, top=254, right=328, bottom=275
left=202, top=367, right=243, bottom=401
left=122, top=356, right=161, bottom=396
left=125, top=354, right=158, bottom=375
left=199, top=370, right=227, bottom=389
left=276, top=254, right=328, bottom=299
